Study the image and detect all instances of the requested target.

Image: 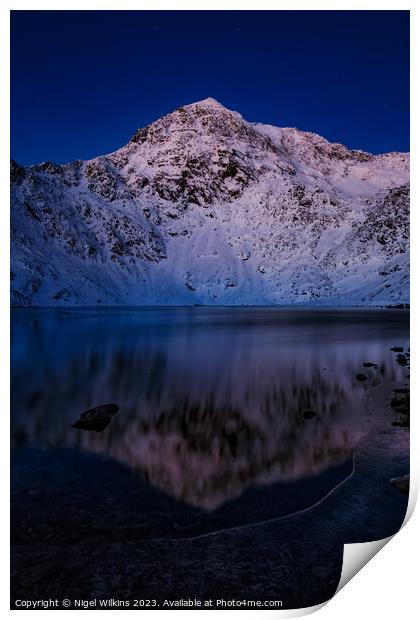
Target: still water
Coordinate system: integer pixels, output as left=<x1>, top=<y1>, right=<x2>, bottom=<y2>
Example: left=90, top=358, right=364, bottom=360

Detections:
left=11, top=307, right=409, bottom=605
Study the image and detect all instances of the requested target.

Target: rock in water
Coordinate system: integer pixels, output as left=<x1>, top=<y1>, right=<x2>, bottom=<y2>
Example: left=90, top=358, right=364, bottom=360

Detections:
left=390, top=347, right=404, bottom=352
left=391, top=391, right=410, bottom=427
left=390, top=475, right=410, bottom=495
left=355, top=373, right=368, bottom=381
left=302, top=410, right=318, bottom=420
left=72, top=403, right=119, bottom=432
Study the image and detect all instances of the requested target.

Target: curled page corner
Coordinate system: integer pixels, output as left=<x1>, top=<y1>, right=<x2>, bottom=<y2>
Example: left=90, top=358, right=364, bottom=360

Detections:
left=290, top=538, right=395, bottom=617
left=336, top=481, right=416, bottom=597
left=336, top=536, right=393, bottom=595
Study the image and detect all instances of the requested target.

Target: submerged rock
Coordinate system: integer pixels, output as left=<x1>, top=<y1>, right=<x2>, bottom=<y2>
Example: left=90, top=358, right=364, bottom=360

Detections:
left=390, top=475, right=410, bottom=495
left=302, top=409, right=318, bottom=420
left=392, top=416, right=409, bottom=428
left=72, top=403, right=119, bottom=432
left=363, top=362, right=378, bottom=368
left=355, top=373, right=368, bottom=381
left=396, top=354, right=408, bottom=366
left=390, top=347, right=404, bottom=352
left=391, top=390, right=409, bottom=427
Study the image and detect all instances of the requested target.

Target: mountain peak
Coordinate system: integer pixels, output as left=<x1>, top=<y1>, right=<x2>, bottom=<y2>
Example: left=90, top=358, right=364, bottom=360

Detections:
left=186, top=97, right=227, bottom=110
left=11, top=99, right=409, bottom=308
left=130, top=97, right=243, bottom=145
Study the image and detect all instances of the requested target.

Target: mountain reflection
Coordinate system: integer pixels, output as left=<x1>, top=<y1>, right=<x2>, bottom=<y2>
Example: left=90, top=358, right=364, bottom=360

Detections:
left=11, top=308, right=409, bottom=509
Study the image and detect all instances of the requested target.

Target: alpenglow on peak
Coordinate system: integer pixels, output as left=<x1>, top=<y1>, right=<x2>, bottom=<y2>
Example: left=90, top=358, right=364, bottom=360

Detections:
left=185, top=97, right=229, bottom=110
left=11, top=99, right=409, bottom=307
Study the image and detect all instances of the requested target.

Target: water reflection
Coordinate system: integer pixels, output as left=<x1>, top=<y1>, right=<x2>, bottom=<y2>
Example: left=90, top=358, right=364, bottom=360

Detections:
left=11, top=308, right=409, bottom=510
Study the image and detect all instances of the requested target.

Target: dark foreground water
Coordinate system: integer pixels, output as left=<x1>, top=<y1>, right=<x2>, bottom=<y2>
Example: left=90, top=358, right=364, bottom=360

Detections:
left=11, top=308, right=409, bottom=609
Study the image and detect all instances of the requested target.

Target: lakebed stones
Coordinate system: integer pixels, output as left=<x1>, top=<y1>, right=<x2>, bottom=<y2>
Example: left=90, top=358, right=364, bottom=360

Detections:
left=72, top=403, right=119, bottom=432
left=390, top=475, right=410, bottom=495
left=391, top=391, right=410, bottom=428
left=390, top=347, right=410, bottom=368
left=302, top=409, right=318, bottom=420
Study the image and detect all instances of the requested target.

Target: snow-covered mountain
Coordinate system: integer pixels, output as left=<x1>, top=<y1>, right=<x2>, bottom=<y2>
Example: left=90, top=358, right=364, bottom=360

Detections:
left=11, top=98, right=409, bottom=306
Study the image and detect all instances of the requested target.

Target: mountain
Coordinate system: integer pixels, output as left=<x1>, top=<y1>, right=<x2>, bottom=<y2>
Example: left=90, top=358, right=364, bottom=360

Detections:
left=10, top=97, right=409, bottom=306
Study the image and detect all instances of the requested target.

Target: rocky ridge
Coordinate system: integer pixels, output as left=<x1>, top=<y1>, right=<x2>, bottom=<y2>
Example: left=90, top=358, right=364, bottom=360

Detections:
left=11, top=98, right=409, bottom=306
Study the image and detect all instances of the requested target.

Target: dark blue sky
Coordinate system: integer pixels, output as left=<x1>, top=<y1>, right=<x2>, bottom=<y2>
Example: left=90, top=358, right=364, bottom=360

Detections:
left=11, top=10, right=409, bottom=165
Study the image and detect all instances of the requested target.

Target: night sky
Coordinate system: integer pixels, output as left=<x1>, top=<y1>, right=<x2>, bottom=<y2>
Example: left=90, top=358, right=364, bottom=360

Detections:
left=11, top=10, right=409, bottom=165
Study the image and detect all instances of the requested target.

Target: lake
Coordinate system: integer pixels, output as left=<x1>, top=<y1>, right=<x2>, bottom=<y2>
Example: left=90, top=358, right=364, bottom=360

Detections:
left=11, top=307, right=410, bottom=608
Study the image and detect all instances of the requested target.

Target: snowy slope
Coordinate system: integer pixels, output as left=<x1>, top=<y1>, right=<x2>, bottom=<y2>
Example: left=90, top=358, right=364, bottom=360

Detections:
left=10, top=98, right=409, bottom=306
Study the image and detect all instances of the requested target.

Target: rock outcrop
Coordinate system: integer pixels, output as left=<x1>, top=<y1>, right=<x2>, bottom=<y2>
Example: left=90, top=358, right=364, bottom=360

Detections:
left=11, top=98, right=409, bottom=306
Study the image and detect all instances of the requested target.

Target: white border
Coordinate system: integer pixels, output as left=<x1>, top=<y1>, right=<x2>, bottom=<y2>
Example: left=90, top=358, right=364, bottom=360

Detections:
left=1, top=2, right=417, bottom=618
